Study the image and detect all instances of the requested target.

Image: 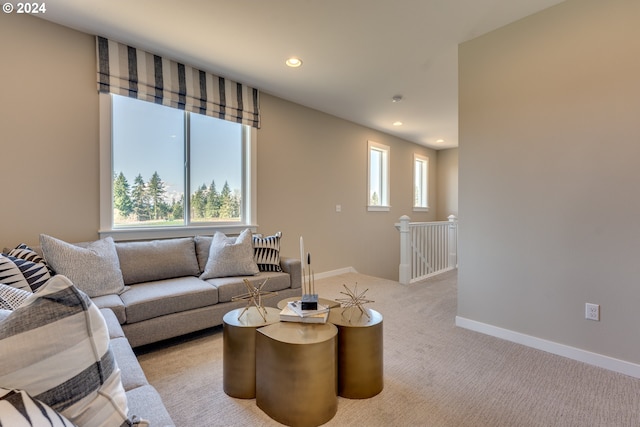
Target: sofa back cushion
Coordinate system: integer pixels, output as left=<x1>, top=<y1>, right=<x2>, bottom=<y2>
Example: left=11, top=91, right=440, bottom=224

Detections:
left=115, top=237, right=200, bottom=285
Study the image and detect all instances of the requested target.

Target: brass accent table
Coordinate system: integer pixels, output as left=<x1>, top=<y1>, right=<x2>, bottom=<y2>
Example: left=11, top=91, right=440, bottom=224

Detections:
left=256, top=322, right=338, bottom=427
left=276, top=296, right=341, bottom=310
left=222, top=306, right=281, bottom=398
left=328, top=307, right=384, bottom=399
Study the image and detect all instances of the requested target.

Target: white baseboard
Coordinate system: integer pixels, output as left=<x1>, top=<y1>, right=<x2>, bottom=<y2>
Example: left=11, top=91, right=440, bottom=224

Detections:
left=455, top=316, right=640, bottom=379
left=314, top=266, right=358, bottom=280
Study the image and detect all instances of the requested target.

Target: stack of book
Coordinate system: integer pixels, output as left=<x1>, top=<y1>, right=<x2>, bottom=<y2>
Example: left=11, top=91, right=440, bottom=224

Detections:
left=279, top=300, right=330, bottom=324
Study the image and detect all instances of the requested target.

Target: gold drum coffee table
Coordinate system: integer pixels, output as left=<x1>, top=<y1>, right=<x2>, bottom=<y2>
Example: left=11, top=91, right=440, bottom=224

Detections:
left=222, top=306, right=281, bottom=398
left=328, top=306, right=384, bottom=398
left=256, top=322, right=338, bottom=427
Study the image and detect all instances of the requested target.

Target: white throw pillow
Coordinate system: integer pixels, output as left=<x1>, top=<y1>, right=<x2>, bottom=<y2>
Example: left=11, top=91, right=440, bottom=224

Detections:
left=40, top=235, right=125, bottom=297
left=200, top=229, right=259, bottom=279
left=0, top=275, right=129, bottom=426
left=0, top=283, right=31, bottom=310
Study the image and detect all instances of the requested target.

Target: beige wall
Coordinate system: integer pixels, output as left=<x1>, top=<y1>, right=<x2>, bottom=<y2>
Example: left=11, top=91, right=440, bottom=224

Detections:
left=436, top=148, right=458, bottom=220
left=1, top=15, right=99, bottom=244
left=1, top=14, right=438, bottom=280
left=459, top=0, right=640, bottom=364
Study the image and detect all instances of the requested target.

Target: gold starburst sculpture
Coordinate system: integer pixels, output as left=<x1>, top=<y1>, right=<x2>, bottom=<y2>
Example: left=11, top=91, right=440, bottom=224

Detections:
left=335, top=283, right=374, bottom=322
left=231, top=277, right=277, bottom=321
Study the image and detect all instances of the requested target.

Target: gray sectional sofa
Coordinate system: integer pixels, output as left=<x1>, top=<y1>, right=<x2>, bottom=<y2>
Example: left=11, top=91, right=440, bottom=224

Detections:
left=91, top=235, right=302, bottom=347
left=2, top=232, right=302, bottom=426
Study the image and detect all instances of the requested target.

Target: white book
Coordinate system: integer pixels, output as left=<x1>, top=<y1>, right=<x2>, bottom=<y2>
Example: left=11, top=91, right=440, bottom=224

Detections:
left=287, top=301, right=330, bottom=317
left=279, top=304, right=329, bottom=324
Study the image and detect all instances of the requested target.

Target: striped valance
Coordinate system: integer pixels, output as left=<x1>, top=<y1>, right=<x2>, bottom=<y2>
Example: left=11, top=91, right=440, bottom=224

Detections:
left=96, top=36, right=260, bottom=128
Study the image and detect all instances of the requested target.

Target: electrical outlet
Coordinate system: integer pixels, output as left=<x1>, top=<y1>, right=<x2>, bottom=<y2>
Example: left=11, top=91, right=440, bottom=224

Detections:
left=585, top=303, right=600, bottom=321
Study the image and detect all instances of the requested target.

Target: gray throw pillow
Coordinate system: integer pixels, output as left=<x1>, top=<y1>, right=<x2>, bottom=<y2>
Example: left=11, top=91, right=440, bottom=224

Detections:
left=200, top=229, right=259, bottom=279
left=40, top=235, right=125, bottom=298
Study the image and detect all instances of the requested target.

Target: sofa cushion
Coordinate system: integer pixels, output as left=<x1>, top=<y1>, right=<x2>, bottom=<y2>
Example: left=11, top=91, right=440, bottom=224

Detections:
left=0, top=284, right=31, bottom=310
left=253, top=231, right=283, bottom=272
left=200, top=229, right=259, bottom=279
left=120, top=276, right=219, bottom=324
left=0, top=388, right=76, bottom=427
left=0, top=275, right=129, bottom=426
left=92, top=293, right=127, bottom=324
left=206, top=271, right=292, bottom=303
left=40, top=235, right=125, bottom=298
left=116, top=238, right=200, bottom=285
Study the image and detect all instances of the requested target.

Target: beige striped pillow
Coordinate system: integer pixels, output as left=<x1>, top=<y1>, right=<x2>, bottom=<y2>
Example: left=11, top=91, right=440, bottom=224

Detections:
left=0, top=275, right=129, bottom=426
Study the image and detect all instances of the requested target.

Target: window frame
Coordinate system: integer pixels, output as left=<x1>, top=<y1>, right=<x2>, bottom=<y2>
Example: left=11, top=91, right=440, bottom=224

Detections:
left=413, top=153, right=429, bottom=212
left=99, top=93, right=257, bottom=240
left=367, top=140, right=390, bottom=212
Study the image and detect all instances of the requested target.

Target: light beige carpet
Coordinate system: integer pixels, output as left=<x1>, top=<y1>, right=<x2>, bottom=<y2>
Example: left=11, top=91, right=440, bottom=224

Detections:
left=136, top=271, right=640, bottom=426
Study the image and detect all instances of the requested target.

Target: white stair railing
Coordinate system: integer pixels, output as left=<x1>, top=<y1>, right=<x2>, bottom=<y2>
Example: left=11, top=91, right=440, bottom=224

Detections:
left=395, top=215, right=458, bottom=284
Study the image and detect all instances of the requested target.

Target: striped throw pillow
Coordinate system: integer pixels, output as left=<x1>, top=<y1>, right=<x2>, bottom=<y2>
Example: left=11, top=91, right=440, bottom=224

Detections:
left=9, top=243, right=55, bottom=275
left=5, top=254, right=51, bottom=292
left=253, top=231, right=283, bottom=272
left=0, top=388, right=76, bottom=427
left=0, top=275, right=130, bottom=426
left=0, top=254, right=31, bottom=291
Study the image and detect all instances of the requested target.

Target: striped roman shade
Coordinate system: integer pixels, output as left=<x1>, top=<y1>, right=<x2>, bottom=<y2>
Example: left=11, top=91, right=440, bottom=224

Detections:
left=96, top=36, right=260, bottom=128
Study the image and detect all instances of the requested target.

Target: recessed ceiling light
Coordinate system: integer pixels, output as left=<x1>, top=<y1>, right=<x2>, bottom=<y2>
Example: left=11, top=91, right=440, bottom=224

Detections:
left=436, top=139, right=445, bottom=143
left=393, top=121, right=403, bottom=126
left=285, top=57, right=303, bottom=68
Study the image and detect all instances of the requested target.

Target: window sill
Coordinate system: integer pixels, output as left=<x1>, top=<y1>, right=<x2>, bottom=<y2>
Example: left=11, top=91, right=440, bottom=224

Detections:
left=413, top=207, right=430, bottom=213
left=367, top=205, right=391, bottom=212
left=99, top=224, right=258, bottom=241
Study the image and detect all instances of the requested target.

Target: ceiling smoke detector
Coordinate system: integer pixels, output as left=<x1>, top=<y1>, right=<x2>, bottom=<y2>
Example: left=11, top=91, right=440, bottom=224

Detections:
left=392, top=95, right=403, bottom=103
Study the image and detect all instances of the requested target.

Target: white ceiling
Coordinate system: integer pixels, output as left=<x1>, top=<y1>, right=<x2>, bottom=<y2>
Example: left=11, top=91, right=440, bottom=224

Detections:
left=39, top=0, right=564, bottom=150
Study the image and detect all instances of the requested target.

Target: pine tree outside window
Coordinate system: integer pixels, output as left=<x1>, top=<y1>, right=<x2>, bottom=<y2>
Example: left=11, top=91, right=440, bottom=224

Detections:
left=100, top=94, right=256, bottom=239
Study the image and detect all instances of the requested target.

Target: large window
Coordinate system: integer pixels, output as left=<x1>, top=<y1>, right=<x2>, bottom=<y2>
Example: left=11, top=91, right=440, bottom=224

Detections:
left=413, top=154, right=429, bottom=211
left=368, top=140, right=390, bottom=211
left=100, top=94, right=255, bottom=239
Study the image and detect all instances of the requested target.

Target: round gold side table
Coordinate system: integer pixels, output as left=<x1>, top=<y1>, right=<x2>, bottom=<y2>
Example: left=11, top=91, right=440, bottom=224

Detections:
left=256, top=322, right=338, bottom=427
left=222, top=306, right=281, bottom=398
left=328, top=306, right=384, bottom=399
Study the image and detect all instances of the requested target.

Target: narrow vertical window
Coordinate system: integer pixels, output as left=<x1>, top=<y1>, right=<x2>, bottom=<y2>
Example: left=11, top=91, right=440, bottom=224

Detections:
left=413, top=154, right=429, bottom=211
left=368, top=141, right=390, bottom=211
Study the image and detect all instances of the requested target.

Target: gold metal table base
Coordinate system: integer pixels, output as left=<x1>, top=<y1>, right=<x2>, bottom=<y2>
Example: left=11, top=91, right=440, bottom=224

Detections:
left=329, top=307, right=384, bottom=399
left=256, top=322, right=338, bottom=427
left=222, top=306, right=281, bottom=399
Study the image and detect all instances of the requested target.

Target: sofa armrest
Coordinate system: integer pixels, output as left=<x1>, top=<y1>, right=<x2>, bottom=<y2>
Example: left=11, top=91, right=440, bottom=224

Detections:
left=280, top=257, right=302, bottom=290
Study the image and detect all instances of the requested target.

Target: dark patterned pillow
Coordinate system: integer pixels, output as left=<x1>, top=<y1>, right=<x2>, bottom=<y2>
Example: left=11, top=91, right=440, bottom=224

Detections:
left=5, top=254, right=51, bottom=291
left=9, top=243, right=54, bottom=275
left=0, top=254, right=31, bottom=291
left=0, top=284, right=31, bottom=310
left=0, top=388, right=77, bottom=427
left=253, top=231, right=283, bottom=272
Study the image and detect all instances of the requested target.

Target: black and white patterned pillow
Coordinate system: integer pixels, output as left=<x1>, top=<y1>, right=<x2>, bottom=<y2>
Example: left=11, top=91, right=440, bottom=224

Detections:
left=9, top=243, right=54, bottom=275
left=0, top=388, right=77, bottom=427
left=5, top=254, right=51, bottom=291
left=253, top=231, right=283, bottom=272
left=0, top=254, right=31, bottom=291
left=0, top=284, right=31, bottom=310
